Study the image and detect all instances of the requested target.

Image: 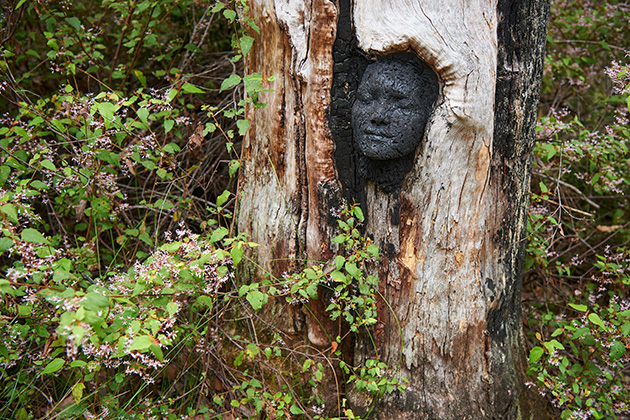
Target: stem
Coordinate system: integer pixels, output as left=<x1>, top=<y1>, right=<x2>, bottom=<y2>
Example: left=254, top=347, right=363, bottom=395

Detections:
left=118, top=3, right=157, bottom=90
left=110, top=0, right=137, bottom=84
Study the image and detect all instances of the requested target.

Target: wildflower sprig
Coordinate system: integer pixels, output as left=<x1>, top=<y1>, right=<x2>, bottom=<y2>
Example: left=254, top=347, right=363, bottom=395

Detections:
left=275, top=205, right=380, bottom=333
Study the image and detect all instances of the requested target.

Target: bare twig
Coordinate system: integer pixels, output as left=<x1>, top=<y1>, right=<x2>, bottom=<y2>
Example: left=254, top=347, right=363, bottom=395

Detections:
left=534, top=170, right=600, bottom=209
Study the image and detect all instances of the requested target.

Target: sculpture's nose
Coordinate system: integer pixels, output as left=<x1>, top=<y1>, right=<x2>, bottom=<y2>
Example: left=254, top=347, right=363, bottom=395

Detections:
left=370, top=111, right=389, bottom=126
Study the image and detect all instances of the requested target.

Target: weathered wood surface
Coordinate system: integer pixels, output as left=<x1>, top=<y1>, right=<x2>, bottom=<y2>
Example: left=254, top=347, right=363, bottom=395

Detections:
left=238, top=0, right=342, bottom=341
left=238, top=0, right=551, bottom=418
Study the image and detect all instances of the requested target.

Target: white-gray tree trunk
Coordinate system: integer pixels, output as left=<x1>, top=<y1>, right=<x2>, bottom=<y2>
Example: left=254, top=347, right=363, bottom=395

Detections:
left=238, top=0, right=552, bottom=418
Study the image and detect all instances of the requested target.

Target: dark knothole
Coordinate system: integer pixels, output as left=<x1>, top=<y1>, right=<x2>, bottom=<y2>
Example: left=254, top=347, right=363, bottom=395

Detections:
left=329, top=1, right=440, bottom=203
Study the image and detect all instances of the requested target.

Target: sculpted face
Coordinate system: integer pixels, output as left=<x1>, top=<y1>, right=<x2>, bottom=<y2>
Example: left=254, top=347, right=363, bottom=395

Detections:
left=352, top=59, right=431, bottom=160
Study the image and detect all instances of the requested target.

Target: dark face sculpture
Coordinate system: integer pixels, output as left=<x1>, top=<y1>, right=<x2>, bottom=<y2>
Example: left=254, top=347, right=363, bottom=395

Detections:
left=352, top=59, right=434, bottom=161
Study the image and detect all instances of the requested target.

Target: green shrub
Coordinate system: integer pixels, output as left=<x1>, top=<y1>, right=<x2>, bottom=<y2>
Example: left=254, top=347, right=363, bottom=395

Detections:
left=525, top=1, right=630, bottom=418
left=0, top=1, right=404, bottom=418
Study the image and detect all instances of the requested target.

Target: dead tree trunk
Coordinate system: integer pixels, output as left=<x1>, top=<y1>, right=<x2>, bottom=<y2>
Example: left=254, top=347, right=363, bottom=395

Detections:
left=238, top=0, right=552, bottom=418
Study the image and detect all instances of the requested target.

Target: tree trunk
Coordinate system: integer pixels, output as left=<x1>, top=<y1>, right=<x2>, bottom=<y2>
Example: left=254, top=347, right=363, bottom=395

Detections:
left=238, top=0, right=553, bottom=418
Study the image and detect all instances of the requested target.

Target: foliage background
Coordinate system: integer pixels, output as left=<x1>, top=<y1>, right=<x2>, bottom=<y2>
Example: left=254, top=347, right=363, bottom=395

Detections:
left=524, top=1, right=630, bottom=419
left=0, top=0, right=628, bottom=419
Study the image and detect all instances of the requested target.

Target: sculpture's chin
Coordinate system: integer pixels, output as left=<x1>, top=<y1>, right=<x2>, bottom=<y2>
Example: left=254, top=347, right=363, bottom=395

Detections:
left=357, top=136, right=399, bottom=160
left=359, top=150, right=394, bottom=160
left=358, top=148, right=404, bottom=161
left=356, top=132, right=421, bottom=161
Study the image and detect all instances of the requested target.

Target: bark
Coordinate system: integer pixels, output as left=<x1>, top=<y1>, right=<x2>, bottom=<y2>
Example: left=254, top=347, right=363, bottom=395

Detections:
left=238, top=0, right=342, bottom=341
left=238, top=0, right=553, bottom=418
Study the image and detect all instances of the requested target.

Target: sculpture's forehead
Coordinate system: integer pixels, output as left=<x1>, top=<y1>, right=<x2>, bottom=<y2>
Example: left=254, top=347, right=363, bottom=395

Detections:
left=365, top=59, right=416, bottom=73
left=361, top=60, right=424, bottom=85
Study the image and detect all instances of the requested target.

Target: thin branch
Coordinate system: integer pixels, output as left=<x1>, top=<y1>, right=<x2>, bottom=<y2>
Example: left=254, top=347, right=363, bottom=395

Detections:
left=534, top=170, right=600, bottom=209
left=552, top=39, right=628, bottom=52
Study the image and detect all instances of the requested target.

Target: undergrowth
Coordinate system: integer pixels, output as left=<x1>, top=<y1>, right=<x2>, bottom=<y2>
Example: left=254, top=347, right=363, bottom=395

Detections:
left=0, top=0, right=402, bottom=419
left=524, top=1, right=630, bottom=419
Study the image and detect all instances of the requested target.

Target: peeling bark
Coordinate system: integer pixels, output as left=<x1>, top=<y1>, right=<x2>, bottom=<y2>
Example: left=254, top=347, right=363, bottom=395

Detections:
left=239, top=0, right=552, bottom=418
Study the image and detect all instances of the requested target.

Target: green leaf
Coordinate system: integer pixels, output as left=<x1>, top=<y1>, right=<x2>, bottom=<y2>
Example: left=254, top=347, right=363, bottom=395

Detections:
left=216, top=190, right=230, bottom=207
left=588, top=313, right=606, bottom=330
left=136, top=107, right=149, bottom=126
left=551, top=328, right=563, bottom=337
left=41, top=358, right=65, bottom=375
left=1, top=203, right=18, bottom=224
left=610, top=341, right=625, bottom=360
left=335, top=255, right=345, bottom=270
left=246, top=290, right=267, bottom=311
left=210, top=227, right=229, bottom=243
left=367, top=244, right=379, bottom=259
left=248, top=20, right=260, bottom=34
left=27, top=115, right=44, bottom=128
left=65, top=17, right=81, bottom=32
left=154, top=199, right=175, bottom=210
left=203, top=123, right=216, bottom=136
left=542, top=143, right=556, bottom=161
left=40, top=159, right=56, bottom=171
left=134, top=70, right=147, bottom=87
left=164, top=119, right=174, bottom=134
left=223, top=8, right=237, bottom=22
left=97, top=102, right=119, bottom=122
left=130, top=335, right=154, bottom=352
left=229, top=160, right=240, bottom=177
left=21, top=228, right=49, bottom=244
left=246, top=343, right=260, bottom=358
left=0, top=237, right=14, bottom=254
left=591, top=173, right=600, bottom=184
left=130, top=320, right=141, bottom=334
left=0, top=279, right=13, bottom=296
left=166, top=301, right=179, bottom=317
left=166, top=88, right=177, bottom=102
left=30, top=180, right=48, bottom=189
left=195, top=295, right=214, bottom=310
left=72, top=382, right=85, bottom=403
left=530, top=345, right=544, bottom=363
left=150, top=343, right=164, bottom=361
left=230, top=246, right=244, bottom=265
left=138, top=232, right=153, bottom=247
left=330, top=270, right=347, bottom=283
left=345, top=262, right=361, bottom=279
left=238, top=284, right=250, bottom=297
left=0, top=166, right=10, bottom=187
left=240, top=36, right=254, bottom=56
left=162, top=143, right=180, bottom=154
left=543, top=339, right=565, bottom=354
left=569, top=303, right=588, bottom=312
left=236, top=119, right=250, bottom=135
left=243, top=73, right=262, bottom=95
left=220, top=74, right=242, bottom=92
left=182, top=82, right=204, bottom=94
left=353, top=206, right=364, bottom=222
left=82, top=292, right=109, bottom=311
left=289, top=405, right=304, bottom=415
left=72, top=326, right=85, bottom=344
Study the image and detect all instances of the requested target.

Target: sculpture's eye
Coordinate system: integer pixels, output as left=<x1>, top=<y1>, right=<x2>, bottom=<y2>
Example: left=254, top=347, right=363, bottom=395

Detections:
left=387, top=91, right=413, bottom=108
left=395, top=97, right=414, bottom=109
left=356, top=89, right=373, bottom=103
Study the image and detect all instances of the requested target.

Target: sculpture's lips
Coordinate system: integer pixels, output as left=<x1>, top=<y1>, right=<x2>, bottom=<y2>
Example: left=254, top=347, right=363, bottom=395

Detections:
left=362, top=130, right=393, bottom=139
